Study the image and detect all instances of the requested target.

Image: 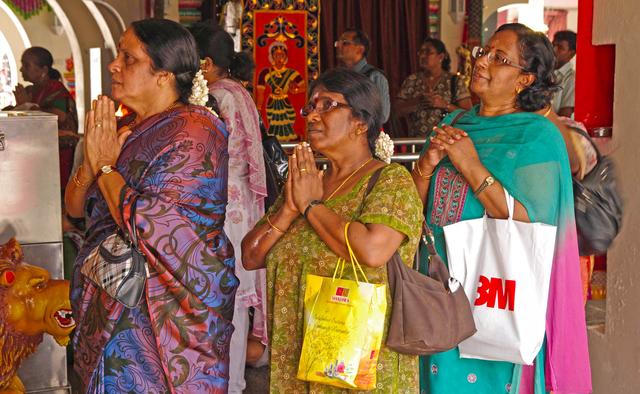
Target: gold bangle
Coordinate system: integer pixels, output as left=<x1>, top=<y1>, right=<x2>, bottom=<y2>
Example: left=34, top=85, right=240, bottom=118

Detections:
left=72, top=167, right=91, bottom=188
left=266, top=215, right=285, bottom=234
left=414, top=165, right=435, bottom=180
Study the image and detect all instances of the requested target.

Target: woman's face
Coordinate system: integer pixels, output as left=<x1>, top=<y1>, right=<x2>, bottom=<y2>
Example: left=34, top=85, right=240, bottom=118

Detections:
left=20, top=52, right=46, bottom=84
left=108, top=28, right=163, bottom=107
left=418, top=43, right=443, bottom=72
left=470, top=30, right=526, bottom=104
left=271, top=48, right=288, bottom=69
left=304, top=87, right=364, bottom=154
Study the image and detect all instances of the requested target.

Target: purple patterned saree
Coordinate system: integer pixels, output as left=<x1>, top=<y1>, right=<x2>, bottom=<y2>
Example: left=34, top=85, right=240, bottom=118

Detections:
left=70, top=106, right=238, bottom=393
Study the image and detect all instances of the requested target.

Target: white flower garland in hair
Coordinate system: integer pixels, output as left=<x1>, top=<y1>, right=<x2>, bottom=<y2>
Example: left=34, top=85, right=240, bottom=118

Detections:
left=189, top=69, right=219, bottom=117
left=375, top=130, right=394, bottom=164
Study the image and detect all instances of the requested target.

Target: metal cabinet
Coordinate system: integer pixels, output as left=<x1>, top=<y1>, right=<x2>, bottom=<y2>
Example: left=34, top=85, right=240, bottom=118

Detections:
left=0, top=111, right=70, bottom=393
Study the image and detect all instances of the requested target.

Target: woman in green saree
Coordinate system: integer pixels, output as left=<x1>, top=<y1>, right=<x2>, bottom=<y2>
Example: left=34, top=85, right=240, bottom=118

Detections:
left=412, top=24, right=591, bottom=394
left=242, top=68, right=423, bottom=393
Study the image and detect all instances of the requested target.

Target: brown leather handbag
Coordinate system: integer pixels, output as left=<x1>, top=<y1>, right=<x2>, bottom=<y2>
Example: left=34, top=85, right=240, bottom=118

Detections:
left=358, top=165, right=475, bottom=355
left=385, top=222, right=477, bottom=355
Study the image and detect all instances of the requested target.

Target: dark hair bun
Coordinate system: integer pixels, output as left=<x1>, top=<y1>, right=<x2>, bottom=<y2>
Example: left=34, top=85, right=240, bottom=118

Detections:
left=131, top=19, right=199, bottom=104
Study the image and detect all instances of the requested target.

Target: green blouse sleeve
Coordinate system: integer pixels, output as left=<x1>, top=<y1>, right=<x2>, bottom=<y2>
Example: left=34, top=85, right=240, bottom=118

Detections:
left=357, top=164, right=423, bottom=265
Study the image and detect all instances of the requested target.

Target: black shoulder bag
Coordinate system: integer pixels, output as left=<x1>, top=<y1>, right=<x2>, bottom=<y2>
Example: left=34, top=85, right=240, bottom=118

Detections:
left=571, top=127, right=623, bottom=255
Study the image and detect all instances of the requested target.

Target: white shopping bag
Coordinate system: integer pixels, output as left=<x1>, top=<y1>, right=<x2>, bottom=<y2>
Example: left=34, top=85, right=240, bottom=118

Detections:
left=443, top=188, right=557, bottom=365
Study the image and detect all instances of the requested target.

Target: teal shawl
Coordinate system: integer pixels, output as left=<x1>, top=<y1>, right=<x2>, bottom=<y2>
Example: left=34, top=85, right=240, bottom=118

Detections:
left=419, top=106, right=591, bottom=394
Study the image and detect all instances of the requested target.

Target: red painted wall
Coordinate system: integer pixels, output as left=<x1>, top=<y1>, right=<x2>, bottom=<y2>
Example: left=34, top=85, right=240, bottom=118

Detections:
left=575, top=0, right=615, bottom=132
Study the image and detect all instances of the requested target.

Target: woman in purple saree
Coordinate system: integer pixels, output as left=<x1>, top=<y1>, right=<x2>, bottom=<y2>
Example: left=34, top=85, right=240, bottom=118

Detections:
left=65, top=20, right=237, bottom=393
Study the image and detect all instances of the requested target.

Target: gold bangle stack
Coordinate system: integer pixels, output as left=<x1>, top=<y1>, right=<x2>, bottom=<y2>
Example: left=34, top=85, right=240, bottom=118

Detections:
left=413, top=164, right=435, bottom=180
left=72, top=167, right=91, bottom=188
left=266, top=215, right=285, bottom=234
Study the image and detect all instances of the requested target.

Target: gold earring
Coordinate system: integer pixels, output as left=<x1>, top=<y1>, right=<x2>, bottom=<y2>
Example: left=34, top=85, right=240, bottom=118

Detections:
left=515, top=86, right=522, bottom=94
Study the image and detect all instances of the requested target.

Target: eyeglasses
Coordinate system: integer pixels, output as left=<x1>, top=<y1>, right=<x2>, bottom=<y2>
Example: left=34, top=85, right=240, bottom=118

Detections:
left=334, top=39, right=357, bottom=48
left=471, top=46, right=526, bottom=71
left=300, top=97, right=351, bottom=117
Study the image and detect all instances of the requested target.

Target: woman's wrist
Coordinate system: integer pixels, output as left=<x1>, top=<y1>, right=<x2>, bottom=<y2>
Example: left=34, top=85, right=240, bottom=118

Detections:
left=303, top=200, right=324, bottom=219
left=79, top=163, right=95, bottom=181
left=273, top=208, right=297, bottom=230
left=416, top=158, right=435, bottom=177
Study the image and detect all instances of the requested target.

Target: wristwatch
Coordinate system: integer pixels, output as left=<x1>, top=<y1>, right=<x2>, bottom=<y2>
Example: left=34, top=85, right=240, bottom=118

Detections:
left=96, top=165, right=117, bottom=180
left=473, top=175, right=495, bottom=196
left=303, top=199, right=324, bottom=219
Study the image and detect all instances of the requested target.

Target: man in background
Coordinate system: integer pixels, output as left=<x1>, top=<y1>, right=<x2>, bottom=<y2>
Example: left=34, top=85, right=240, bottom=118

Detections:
left=552, top=30, right=577, bottom=118
left=335, top=28, right=390, bottom=123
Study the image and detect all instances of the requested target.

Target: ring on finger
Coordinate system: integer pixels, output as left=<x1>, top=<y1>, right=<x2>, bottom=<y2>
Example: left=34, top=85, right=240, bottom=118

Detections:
left=96, top=122, right=103, bottom=128
left=300, top=168, right=307, bottom=172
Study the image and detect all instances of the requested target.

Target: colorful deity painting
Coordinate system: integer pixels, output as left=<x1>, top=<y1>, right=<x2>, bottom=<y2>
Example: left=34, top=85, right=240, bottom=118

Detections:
left=243, top=1, right=320, bottom=142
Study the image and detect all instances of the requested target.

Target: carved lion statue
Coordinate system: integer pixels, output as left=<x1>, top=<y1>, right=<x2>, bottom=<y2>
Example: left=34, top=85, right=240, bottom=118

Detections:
left=0, top=238, right=75, bottom=394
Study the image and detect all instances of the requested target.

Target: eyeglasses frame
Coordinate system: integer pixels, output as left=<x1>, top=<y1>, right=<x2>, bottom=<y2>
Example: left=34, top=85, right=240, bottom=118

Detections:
left=471, top=46, right=527, bottom=71
left=300, top=98, right=352, bottom=117
left=334, top=39, right=358, bottom=48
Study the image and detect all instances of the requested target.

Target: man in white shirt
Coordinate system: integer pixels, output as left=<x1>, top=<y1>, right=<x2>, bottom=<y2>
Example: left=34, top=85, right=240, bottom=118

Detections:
left=552, top=30, right=577, bottom=118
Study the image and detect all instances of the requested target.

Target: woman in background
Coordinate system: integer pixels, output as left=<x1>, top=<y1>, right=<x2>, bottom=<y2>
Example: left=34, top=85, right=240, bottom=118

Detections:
left=6, top=46, right=79, bottom=195
left=396, top=38, right=471, bottom=137
left=191, top=24, right=268, bottom=394
left=10, top=46, right=78, bottom=131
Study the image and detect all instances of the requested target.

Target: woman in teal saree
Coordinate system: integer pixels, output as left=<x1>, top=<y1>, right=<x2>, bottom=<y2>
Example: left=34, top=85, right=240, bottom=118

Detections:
left=411, top=24, right=591, bottom=394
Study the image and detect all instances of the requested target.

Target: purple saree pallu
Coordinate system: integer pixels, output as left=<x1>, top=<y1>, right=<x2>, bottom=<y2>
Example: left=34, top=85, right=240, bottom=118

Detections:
left=70, top=106, right=238, bottom=393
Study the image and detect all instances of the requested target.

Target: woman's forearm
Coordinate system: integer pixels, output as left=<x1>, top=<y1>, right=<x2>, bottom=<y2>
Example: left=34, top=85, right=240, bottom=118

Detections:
left=64, top=165, right=93, bottom=218
left=411, top=162, right=435, bottom=206
left=96, top=171, right=126, bottom=228
left=305, top=204, right=404, bottom=268
left=458, top=161, right=530, bottom=222
left=241, top=208, right=297, bottom=270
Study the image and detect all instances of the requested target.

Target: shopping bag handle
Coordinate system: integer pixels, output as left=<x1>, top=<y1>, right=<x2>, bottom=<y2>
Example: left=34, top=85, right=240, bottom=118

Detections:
left=332, top=165, right=385, bottom=283
left=334, top=222, right=369, bottom=284
left=481, top=187, right=515, bottom=224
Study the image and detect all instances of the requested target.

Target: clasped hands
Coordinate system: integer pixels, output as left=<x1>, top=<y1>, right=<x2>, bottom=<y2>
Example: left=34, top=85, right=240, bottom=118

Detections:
left=281, top=142, right=323, bottom=218
left=13, top=84, right=31, bottom=106
left=80, top=95, right=132, bottom=183
left=418, top=124, right=480, bottom=175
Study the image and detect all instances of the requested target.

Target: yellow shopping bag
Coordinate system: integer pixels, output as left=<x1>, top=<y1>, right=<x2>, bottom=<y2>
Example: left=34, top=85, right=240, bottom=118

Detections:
left=297, top=223, right=387, bottom=390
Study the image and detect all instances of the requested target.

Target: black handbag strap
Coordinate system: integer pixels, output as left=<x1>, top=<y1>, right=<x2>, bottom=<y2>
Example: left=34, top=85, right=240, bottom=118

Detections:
left=364, top=167, right=385, bottom=196
left=123, top=194, right=140, bottom=247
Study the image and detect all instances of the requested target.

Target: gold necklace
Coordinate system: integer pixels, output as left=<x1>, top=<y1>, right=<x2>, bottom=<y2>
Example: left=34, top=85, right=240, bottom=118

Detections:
left=325, top=157, right=374, bottom=201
